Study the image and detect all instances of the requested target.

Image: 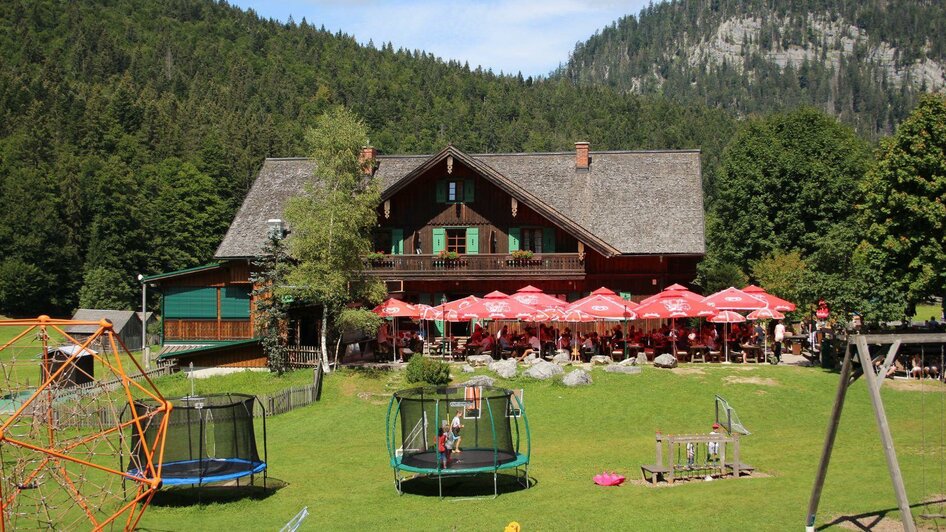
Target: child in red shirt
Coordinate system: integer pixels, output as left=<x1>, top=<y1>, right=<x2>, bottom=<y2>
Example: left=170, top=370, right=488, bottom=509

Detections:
left=437, top=427, right=449, bottom=468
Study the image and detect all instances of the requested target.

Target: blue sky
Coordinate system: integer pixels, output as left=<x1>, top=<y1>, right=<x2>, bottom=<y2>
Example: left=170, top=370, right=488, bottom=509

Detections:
left=230, top=0, right=651, bottom=77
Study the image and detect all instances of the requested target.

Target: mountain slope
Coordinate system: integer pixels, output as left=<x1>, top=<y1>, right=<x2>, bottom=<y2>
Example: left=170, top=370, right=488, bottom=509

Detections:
left=0, top=0, right=736, bottom=314
left=560, top=0, right=946, bottom=136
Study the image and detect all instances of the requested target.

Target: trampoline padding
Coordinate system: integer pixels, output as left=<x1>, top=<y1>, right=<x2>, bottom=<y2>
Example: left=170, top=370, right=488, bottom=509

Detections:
left=131, top=458, right=266, bottom=486
left=393, top=451, right=527, bottom=475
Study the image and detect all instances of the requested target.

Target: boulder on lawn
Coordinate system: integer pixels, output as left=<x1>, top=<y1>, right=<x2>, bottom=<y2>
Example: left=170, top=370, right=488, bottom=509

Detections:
left=461, top=364, right=475, bottom=373
left=617, top=357, right=638, bottom=366
left=488, top=358, right=518, bottom=379
left=590, top=355, right=611, bottom=365
left=524, top=360, right=564, bottom=380
left=467, top=354, right=495, bottom=367
left=552, top=351, right=571, bottom=364
left=521, top=353, right=538, bottom=364
left=604, top=365, right=642, bottom=375
left=653, top=353, right=678, bottom=369
left=563, top=369, right=592, bottom=386
left=636, top=352, right=648, bottom=365
left=460, top=375, right=495, bottom=387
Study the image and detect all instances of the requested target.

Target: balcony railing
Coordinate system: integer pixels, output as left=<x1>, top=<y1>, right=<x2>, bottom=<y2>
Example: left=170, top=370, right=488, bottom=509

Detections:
left=364, top=253, right=585, bottom=279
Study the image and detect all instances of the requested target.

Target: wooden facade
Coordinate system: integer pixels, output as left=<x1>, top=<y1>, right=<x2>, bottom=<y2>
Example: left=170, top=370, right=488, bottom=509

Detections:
left=369, top=155, right=700, bottom=302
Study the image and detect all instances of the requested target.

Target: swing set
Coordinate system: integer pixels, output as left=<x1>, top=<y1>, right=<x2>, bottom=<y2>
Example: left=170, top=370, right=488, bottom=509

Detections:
left=807, top=332, right=946, bottom=532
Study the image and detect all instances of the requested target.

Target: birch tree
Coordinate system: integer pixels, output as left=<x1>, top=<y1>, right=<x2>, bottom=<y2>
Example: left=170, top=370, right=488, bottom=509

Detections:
left=284, top=107, right=384, bottom=371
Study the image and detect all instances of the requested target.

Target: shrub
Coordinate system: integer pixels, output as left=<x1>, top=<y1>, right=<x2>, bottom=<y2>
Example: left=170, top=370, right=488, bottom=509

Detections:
left=405, top=356, right=451, bottom=385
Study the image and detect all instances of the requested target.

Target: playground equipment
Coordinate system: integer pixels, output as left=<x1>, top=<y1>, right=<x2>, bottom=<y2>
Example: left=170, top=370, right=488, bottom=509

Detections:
left=640, top=431, right=752, bottom=484
left=0, top=317, right=169, bottom=531
left=807, top=332, right=946, bottom=532
left=641, top=395, right=753, bottom=485
left=385, top=385, right=530, bottom=497
left=125, top=393, right=267, bottom=487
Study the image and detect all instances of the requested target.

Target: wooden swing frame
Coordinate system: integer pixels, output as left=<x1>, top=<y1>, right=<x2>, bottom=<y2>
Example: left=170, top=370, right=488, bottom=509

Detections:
left=807, top=332, right=946, bottom=532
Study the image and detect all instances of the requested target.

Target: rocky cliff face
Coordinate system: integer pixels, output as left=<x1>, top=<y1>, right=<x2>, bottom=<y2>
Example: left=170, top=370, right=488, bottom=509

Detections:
left=562, top=1, right=946, bottom=135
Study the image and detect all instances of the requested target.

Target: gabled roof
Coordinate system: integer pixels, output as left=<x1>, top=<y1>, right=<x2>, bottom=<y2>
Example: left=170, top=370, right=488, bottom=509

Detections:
left=214, top=146, right=704, bottom=259
left=64, top=310, right=154, bottom=334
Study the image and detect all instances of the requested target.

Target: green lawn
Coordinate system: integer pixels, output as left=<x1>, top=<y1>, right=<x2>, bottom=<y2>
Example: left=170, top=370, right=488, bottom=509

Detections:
left=914, top=302, right=943, bottom=322
left=127, top=363, right=946, bottom=531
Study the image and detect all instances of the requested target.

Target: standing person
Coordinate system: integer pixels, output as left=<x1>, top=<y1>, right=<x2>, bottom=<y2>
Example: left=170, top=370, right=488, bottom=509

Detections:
left=773, top=320, right=786, bottom=364
left=437, top=427, right=449, bottom=468
left=708, top=423, right=721, bottom=464
left=451, top=410, right=464, bottom=453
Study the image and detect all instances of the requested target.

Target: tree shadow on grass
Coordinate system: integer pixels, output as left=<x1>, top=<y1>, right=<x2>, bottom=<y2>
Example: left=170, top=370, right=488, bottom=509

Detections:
left=148, top=477, right=288, bottom=508
left=398, top=472, right=535, bottom=498
left=819, top=497, right=946, bottom=530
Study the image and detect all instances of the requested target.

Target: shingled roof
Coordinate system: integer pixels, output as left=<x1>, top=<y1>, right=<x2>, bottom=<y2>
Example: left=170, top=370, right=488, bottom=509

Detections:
left=214, top=147, right=704, bottom=259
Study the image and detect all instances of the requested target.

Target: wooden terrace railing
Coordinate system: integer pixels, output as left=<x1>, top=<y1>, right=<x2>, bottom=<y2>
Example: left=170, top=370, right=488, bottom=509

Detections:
left=365, top=253, right=585, bottom=279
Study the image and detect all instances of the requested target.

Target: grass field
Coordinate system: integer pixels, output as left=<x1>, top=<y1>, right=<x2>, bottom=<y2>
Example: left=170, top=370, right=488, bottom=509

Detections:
left=126, top=363, right=946, bottom=531
left=914, top=303, right=944, bottom=322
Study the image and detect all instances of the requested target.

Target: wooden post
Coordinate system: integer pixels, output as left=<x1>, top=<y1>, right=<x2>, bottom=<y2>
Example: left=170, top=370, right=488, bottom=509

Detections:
left=855, top=335, right=916, bottom=532
left=732, top=434, right=740, bottom=478
left=807, top=342, right=855, bottom=531
left=655, top=432, right=663, bottom=468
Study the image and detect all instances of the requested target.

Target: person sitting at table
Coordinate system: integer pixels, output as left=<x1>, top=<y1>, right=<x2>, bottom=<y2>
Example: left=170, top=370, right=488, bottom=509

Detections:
left=497, top=331, right=514, bottom=357
left=476, top=332, right=495, bottom=356
left=376, top=322, right=393, bottom=355
left=469, top=326, right=484, bottom=346
left=516, top=330, right=542, bottom=362
left=612, top=325, right=623, bottom=342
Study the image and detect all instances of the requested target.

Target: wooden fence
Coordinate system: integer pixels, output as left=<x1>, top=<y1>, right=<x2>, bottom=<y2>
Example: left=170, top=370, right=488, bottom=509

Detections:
left=50, top=363, right=324, bottom=429
left=287, top=345, right=321, bottom=367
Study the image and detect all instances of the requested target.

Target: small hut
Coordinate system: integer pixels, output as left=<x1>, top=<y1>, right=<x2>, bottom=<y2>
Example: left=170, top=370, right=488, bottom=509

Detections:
left=39, top=345, right=96, bottom=387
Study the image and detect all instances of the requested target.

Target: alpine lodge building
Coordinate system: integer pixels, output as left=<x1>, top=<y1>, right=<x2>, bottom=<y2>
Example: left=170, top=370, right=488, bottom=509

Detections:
left=144, top=143, right=705, bottom=368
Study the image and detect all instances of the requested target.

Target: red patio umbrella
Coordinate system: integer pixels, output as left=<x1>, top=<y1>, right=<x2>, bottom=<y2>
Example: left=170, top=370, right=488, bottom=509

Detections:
left=571, top=287, right=624, bottom=307
left=746, top=308, right=785, bottom=320
left=565, top=295, right=637, bottom=320
left=638, top=285, right=706, bottom=307
left=511, top=285, right=569, bottom=311
left=372, top=298, right=420, bottom=363
left=634, top=290, right=716, bottom=319
left=702, top=287, right=766, bottom=311
left=742, top=285, right=797, bottom=312
left=454, top=291, right=550, bottom=321
left=709, top=310, right=746, bottom=362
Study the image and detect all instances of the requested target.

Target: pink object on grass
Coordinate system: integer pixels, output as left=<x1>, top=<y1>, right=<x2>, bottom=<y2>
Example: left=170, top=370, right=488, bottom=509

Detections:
left=593, top=472, right=626, bottom=486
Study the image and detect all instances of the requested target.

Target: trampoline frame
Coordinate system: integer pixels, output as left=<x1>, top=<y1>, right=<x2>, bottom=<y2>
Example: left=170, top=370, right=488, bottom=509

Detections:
left=385, top=386, right=531, bottom=498
left=121, top=393, right=268, bottom=491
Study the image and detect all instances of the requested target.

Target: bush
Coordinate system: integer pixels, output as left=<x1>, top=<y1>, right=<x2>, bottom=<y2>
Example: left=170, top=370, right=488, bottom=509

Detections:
left=405, top=356, right=451, bottom=385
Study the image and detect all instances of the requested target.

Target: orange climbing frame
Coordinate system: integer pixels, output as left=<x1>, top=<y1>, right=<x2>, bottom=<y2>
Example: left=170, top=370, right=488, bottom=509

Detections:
left=0, top=316, right=171, bottom=531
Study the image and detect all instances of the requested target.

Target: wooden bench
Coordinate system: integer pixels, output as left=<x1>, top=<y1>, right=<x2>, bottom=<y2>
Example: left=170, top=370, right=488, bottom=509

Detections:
left=640, top=464, right=671, bottom=485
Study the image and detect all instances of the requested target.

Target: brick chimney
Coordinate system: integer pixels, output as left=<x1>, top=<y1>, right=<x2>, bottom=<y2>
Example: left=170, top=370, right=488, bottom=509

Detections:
left=575, top=141, right=590, bottom=170
left=359, top=146, right=378, bottom=176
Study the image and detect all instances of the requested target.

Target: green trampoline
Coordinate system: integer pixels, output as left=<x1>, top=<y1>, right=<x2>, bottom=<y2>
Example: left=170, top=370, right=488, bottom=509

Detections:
left=385, top=385, right=531, bottom=497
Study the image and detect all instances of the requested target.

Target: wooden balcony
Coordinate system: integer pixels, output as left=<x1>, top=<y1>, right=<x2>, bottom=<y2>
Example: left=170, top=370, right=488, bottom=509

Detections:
left=164, top=319, right=253, bottom=341
left=364, top=253, right=585, bottom=280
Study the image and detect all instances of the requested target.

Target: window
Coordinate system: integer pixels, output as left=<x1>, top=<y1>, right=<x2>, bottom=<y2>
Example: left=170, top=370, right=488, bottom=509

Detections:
left=446, top=228, right=466, bottom=254
left=521, top=228, right=543, bottom=253
left=447, top=180, right=463, bottom=202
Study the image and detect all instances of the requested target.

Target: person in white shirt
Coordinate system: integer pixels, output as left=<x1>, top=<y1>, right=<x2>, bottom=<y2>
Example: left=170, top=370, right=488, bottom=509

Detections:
left=773, top=320, right=786, bottom=363
left=451, top=410, right=464, bottom=453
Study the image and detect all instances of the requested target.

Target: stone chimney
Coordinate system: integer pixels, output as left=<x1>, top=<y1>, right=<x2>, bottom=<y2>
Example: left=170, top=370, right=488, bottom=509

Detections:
left=359, top=146, right=378, bottom=176
left=575, top=141, right=590, bottom=170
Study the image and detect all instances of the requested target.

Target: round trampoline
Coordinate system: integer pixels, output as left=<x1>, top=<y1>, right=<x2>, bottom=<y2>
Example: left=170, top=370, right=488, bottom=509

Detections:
left=126, top=393, right=267, bottom=487
left=386, top=385, right=530, bottom=497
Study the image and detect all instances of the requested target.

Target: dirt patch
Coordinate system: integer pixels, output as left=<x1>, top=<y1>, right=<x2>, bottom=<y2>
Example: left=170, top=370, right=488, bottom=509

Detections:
left=723, top=376, right=780, bottom=387
left=671, top=367, right=706, bottom=376
left=884, top=378, right=946, bottom=393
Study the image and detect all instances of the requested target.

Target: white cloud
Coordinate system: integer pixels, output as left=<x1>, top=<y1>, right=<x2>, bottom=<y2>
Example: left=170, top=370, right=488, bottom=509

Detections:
left=239, top=0, right=649, bottom=75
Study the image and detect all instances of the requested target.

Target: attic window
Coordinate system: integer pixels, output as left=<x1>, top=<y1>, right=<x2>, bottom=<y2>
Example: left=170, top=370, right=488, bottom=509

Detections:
left=447, top=180, right=463, bottom=202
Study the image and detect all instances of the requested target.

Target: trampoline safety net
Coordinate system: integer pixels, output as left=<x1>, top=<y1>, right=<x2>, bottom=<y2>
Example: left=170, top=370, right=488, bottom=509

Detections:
left=393, top=386, right=520, bottom=469
left=130, top=393, right=265, bottom=484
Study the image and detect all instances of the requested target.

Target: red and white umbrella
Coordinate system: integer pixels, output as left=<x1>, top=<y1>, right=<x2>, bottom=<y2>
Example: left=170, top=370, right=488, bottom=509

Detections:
left=708, top=310, right=745, bottom=362
left=746, top=308, right=785, bottom=321
left=742, top=285, right=796, bottom=312
left=638, top=285, right=706, bottom=307
left=511, top=285, right=569, bottom=312
left=571, top=286, right=625, bottom=307
left=703, top=287, right=766, bottom=311
left=451, top=291, right=550, bottom=321
left=372, top=298, right=420, bottom=319
left=634, top=290, right=716, bottom=319
left=565, top=294, right=636, bottom=320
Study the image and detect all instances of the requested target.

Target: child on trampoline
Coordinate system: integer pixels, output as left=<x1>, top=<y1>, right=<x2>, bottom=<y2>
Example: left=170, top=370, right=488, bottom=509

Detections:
left=437, top=427, right=451, bottom=468
left=451, top=410, right=464, bottom=453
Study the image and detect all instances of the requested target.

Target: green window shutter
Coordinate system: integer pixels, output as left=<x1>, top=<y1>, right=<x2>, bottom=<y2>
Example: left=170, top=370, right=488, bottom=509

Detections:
left=508, top=227, right=520, bottom=252
left=435, top=181, right=446, bottom=203
left=391, top=228, right=403, bottom=255
left=164, top=287, right=217, bottom=319
left=432, top=228, right=446, bottom=254
left=620, top=291, right=632, bottom=301
left=221, top=286, right=251, bottom=318
left=466, top=227, right=479, bottom=254
left=542, top=228, right=556, bottom=253
left=463, top=179, right=475, bottom=203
